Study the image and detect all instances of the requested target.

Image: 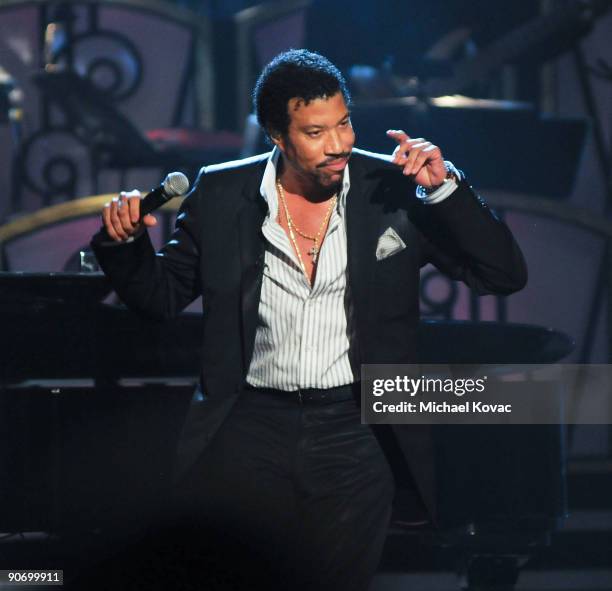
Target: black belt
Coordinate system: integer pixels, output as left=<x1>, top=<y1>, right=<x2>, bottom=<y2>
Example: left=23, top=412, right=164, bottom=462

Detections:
left=244, top=383, right=359, bottom=405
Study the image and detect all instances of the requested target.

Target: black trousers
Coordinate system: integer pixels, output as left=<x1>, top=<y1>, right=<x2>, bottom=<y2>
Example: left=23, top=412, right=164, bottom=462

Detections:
left=171, top=385, right=396, bottom=591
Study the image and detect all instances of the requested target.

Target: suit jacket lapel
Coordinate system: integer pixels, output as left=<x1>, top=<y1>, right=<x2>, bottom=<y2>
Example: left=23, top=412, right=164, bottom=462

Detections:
left=346, top=157, right=382, bottom=356
left=237, top=171, right=267, bottom=376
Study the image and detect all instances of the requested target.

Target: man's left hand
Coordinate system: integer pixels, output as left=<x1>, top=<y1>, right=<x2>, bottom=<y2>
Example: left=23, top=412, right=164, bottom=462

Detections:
left=386, top=129, right=447, bottom=189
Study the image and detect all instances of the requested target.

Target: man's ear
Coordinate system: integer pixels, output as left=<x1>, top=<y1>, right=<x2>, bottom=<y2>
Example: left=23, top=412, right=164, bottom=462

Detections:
left=270, top=130, right=285, bottom=152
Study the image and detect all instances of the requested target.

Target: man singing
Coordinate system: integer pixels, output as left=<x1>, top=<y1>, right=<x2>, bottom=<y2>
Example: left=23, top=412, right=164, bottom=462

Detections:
left=92, top=49, right=526, bottom=590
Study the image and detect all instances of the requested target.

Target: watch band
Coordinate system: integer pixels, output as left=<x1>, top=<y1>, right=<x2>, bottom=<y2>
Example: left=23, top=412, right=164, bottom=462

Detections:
left=417, top=161, right=461, bottom=197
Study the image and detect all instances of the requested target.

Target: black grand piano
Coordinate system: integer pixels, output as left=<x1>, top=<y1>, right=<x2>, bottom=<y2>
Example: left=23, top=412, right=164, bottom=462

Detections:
left=0, top=272, right=573, bottom=590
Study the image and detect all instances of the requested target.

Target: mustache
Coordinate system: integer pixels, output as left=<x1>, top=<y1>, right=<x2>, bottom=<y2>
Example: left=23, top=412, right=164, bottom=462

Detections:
left=317, top=154, right=351, bottom=167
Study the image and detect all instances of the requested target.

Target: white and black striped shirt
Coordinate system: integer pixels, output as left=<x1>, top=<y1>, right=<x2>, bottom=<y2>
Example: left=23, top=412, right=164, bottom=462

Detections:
left=245, top=148, right=359, bottom=390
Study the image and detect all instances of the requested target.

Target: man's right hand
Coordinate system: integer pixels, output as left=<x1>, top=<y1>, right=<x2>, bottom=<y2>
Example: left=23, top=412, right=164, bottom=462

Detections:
left=102, top=190, right=157, bottom=242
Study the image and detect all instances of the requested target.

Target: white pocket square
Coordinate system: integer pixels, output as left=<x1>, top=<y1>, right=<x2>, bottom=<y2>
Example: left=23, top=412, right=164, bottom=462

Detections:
left=376, top=227, right=406, bottom=261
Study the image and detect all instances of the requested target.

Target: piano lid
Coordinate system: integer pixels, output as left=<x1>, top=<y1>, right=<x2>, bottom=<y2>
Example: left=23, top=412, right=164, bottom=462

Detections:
left=0, top=271, right=112, bottom=303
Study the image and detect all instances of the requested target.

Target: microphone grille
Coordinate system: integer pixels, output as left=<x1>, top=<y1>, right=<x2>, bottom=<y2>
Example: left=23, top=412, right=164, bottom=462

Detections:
left=163, top=172, right=190, bottom=197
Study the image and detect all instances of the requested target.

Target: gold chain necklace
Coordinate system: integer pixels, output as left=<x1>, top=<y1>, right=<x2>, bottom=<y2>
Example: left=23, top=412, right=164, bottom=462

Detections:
left=276, top=179, right=337, bottom=267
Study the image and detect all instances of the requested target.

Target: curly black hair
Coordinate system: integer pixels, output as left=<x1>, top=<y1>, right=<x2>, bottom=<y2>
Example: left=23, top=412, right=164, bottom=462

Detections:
left=252, top=49, right=351, bottom=143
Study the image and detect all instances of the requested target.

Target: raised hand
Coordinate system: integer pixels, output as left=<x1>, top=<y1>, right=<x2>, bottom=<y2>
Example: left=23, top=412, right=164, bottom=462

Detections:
left=386, top=129, right=447, bottom=189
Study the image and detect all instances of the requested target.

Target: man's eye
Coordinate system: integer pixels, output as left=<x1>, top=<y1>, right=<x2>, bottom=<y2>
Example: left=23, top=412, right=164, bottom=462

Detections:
left=340, top=120, right=350, bottom=127
left=307, top=131, right=321, bottom=137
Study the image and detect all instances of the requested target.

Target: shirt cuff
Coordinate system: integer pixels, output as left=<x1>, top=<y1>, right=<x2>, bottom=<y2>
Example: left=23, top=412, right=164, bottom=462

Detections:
left=94, top=226, right=145, bottom=247
left=415, top=161, right=462, bottom=205
left=99, top=236, right=136, bottom=247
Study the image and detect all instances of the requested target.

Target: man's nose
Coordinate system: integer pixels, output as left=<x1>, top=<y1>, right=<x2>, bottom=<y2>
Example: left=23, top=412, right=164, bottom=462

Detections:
left=325, top=130, right=343, bottom=154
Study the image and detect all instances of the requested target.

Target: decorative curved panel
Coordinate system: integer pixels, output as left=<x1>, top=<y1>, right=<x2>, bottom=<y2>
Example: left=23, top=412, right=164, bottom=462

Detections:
left=54, top=31, right=143, bottom=100
left=16, top=128, right=89, bottom=200
left=420, top=268, right=459, bottom=319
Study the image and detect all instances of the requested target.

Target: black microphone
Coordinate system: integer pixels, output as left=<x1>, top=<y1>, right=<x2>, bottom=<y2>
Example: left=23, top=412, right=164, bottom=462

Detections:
left=139, top=172, right=190, bottom=219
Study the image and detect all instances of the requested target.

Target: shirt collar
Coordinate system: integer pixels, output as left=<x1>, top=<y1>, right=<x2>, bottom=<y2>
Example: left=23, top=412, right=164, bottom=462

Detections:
left=259, top=146, right=351, bottom=219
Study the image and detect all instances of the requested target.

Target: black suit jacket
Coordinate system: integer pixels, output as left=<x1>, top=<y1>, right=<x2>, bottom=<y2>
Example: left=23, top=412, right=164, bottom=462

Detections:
left=92, top=148, right=527, bottom=522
